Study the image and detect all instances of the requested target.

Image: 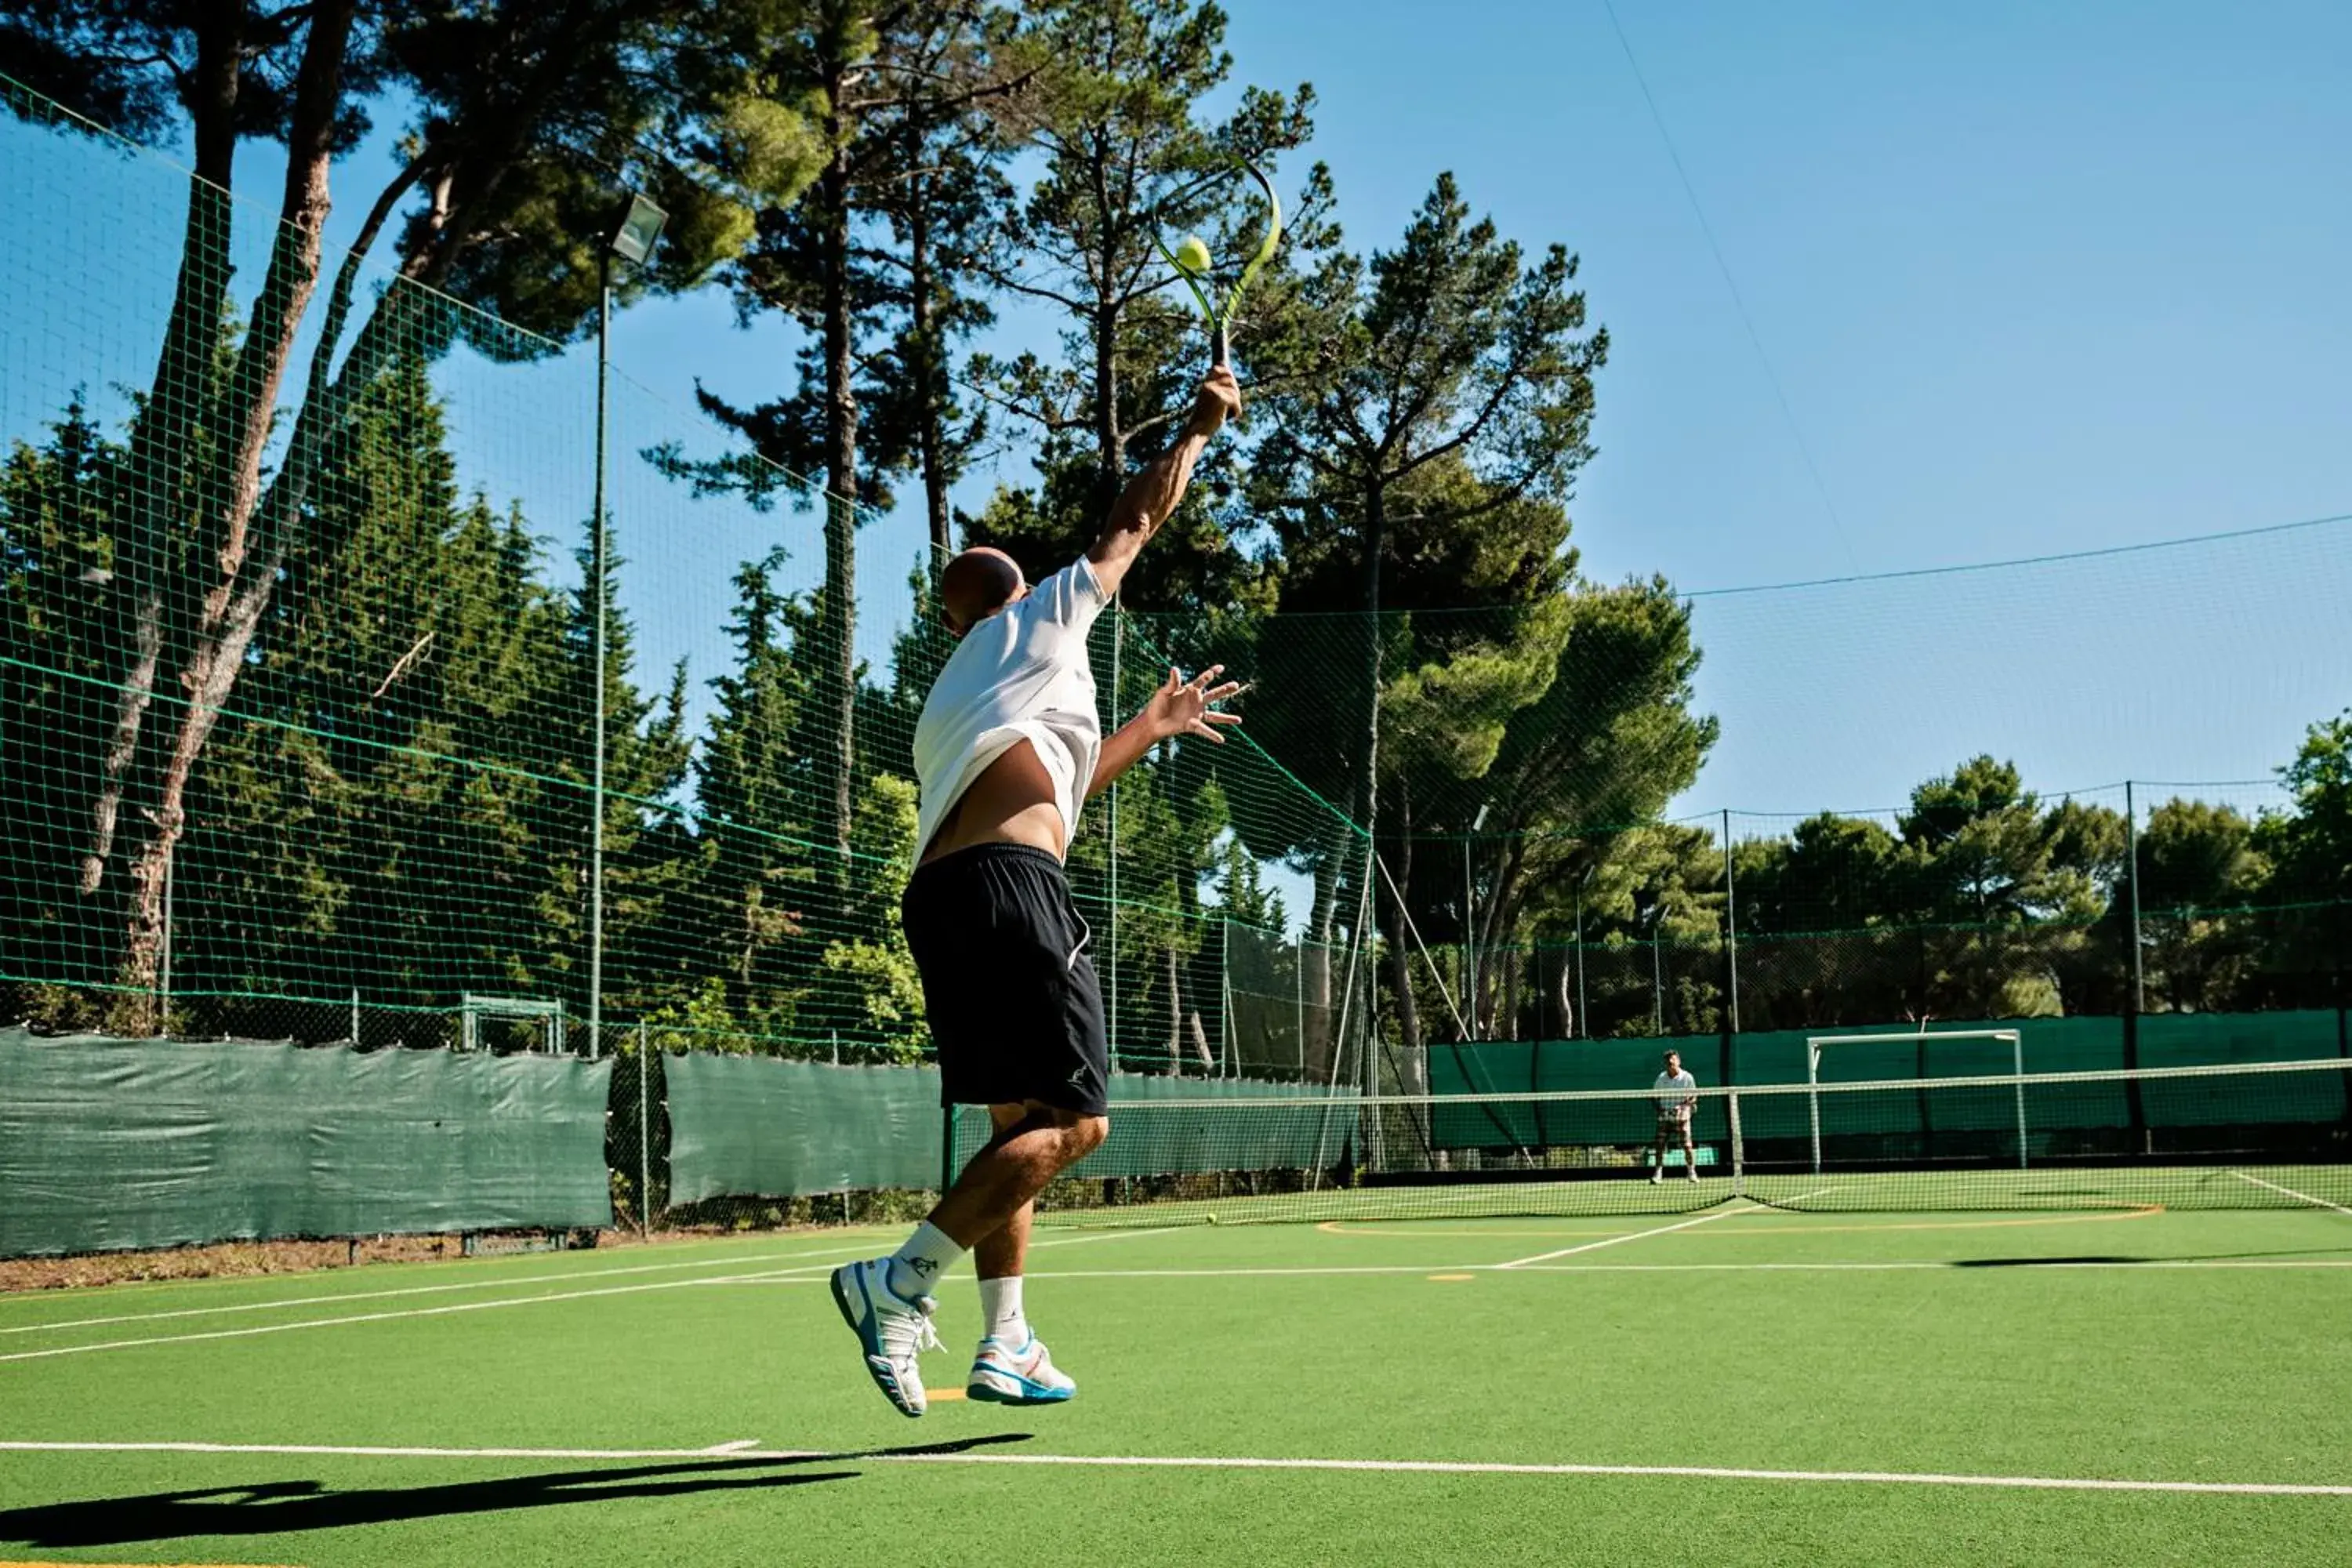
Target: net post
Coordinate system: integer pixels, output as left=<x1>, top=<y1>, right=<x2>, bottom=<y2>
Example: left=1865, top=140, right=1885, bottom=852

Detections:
left=1806, top=1036, right=1824, bottom=1176
left=1728, top=1087, right=1745, bottom=1199
left=2012, top=1029, right=2028, bottom=1171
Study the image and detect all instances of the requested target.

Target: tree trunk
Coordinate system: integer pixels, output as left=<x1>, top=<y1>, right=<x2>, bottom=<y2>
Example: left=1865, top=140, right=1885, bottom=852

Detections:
left=109, top=0, right=360, bottom=1029
left=1352, top=481, right=1385, bottom=847
left=1388, top=795, right=1425, bottom=1086
left=1163, top=944, right=1185, bottom=1073
left=818, top=77, right=858, bottom=884
left=906, top=172, right=953, bottom=561
left=81, top=5, right=247, bottom=898
left=1301, top=839, right=1339, bottom=1079
left=1093, top=297, right=1122, bottom=515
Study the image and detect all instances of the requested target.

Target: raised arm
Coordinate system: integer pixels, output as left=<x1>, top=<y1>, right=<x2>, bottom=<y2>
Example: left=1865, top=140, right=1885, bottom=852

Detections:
left=1087, top=368, right=1243, bottom=600
left=1087, top=665, right=1244, bottom=799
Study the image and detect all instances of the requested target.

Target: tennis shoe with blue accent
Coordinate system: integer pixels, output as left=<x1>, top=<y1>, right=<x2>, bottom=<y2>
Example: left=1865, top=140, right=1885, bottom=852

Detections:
left=967, top=1333, right=1077, bottom=1406
left=830, top=1258, right=942, bottom=1417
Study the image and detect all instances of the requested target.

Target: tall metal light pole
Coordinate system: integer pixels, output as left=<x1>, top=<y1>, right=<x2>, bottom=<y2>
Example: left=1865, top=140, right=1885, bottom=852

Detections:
left=589, top=193, right=668, bottom=1062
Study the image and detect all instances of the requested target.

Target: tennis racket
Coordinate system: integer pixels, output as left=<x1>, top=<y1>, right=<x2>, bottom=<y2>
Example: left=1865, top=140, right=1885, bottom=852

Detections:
left=1155, top=158, right=1283, bottom=368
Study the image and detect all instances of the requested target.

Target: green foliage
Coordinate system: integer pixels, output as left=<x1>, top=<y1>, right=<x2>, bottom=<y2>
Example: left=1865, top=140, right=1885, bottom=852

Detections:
left=967, top=0, right=1320, bottom=610
left=2259, top=712, right=2352, bottom=898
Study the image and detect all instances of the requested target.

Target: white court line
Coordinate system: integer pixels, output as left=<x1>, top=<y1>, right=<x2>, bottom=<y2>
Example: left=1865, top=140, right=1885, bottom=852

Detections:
left=0, top=1236, right=895, bottom=1338
left=0, top=1270, right=816, bottom=1364
left=2, top=1439, right=2345, bottom=1499
left=1497, top=1197, right=1807, bottom=1269
left=0, top=1226, right=1188, bottom=1365
left=910, top=1258, right=2352, bottom=1282
left=2231, top=1171, right=2352, bottom=1217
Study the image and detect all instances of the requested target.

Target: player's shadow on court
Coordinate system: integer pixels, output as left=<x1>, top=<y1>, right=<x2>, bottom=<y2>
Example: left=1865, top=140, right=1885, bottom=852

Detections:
left=1952, top=1247, right=2351, bottom=1267
left=0, top=1434, right=1033, bottom=1549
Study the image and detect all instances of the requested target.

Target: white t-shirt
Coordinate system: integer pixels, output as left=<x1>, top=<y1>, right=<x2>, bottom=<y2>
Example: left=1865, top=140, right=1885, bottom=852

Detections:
left=912, top=557, right=1109, bottom=859
left=1653, top=1069, right=1697, bottom=1110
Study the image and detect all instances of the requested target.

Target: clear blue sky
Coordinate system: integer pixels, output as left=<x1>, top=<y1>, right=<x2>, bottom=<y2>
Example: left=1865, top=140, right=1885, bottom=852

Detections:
left=6, top=1, right=2348, bottom=825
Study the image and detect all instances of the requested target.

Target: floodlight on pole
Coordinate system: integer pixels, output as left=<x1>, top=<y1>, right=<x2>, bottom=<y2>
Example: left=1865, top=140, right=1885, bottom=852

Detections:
left=587, top=191, right=667, bottom=1064
left=611, top=192, right=669, bottom=265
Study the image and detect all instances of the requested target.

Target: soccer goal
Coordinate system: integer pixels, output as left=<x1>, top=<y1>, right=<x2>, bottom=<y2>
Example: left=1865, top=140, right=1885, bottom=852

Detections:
left=1803, top=1028, right=2025, bottom=1175
left=457, top=993, right=568, bottom=1054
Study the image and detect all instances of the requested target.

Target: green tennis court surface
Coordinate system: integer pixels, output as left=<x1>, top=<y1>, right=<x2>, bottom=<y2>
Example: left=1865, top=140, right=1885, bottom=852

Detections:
left=3, top=1202, right=2349, bottom=1568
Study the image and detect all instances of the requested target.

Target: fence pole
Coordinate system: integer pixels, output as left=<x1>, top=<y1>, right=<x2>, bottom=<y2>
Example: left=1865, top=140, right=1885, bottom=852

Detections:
left=587, top=252, right=612, bottom=1065
left=636, top=1020, right=651, bottom=1236
left=155, top=852, right=172, bottom=1036
left=2125, top=781, right=2145, bottom=1013
left=1722, top=808, right=1740, bottom=1034
left=1298, top=933, right=1312, bottom=1078
left=1574, top=882, right=1588, bottom=1040
left=1107, top=612, right=1122, bottom=1064
left=1653, top=928, right=1664, bottom=1035
left=350, top=986, right=361, bottom=1047
left=1221, top=925, right=1236, bottom=1078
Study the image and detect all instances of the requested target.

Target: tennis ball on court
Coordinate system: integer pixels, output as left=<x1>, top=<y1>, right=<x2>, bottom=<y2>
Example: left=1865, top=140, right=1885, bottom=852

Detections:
left=1205, top=1213, right=1219, bottom=1225
left=1173, top=235, right=1214, bottom=275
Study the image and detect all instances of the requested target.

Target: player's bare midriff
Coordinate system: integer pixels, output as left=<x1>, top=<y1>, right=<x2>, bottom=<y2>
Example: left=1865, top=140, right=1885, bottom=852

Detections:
left=920, top=739, right=1065, bottom=864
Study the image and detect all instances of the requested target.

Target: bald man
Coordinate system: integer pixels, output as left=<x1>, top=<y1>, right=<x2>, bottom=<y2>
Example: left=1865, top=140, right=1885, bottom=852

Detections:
left=832, top=366, right=1244, bottom=1416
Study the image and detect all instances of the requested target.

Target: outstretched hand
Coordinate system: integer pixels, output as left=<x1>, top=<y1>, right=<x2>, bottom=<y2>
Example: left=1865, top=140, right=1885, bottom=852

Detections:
left=1143, top=664, right=1245, bottom=744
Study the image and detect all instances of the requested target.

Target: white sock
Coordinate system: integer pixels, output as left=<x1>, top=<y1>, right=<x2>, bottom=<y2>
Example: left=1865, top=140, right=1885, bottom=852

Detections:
left=886, top=1221, right=964, bottom=1301
left=978, top=1275, right=1028, bottom=1346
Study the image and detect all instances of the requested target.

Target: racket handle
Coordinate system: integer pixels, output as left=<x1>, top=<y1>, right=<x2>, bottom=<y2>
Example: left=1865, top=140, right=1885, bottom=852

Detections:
left=1212, top=319, right=1230, bottom=368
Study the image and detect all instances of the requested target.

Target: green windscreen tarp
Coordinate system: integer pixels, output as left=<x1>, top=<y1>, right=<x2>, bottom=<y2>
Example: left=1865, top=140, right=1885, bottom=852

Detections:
left=1073, top=1074, right=1360, bottom=1179
left=664, top=1054, right=943, bottom=1200
left=1424, top=1010, right=2347, bottom=1150
left=0, top=1032, right=612, bottom=1258
left=668, top=1057, right=1362, bottom=1198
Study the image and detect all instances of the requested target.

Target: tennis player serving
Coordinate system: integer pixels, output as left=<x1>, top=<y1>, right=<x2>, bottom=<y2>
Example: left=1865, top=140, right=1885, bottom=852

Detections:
left=831, top=365, right=1244, bottom=1416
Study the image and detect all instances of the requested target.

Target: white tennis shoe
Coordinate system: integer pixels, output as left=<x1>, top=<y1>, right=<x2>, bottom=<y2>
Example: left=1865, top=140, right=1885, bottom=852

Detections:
left=967, top=1333, right=1077, bottom=1406
left=830, top=1258, right=942, bottom=1417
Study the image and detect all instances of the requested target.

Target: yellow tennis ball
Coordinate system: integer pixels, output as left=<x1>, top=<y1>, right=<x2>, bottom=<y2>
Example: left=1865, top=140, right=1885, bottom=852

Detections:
left=1204, top=1212, right=1219, bottom=1225
left=1173, top=235, right=1213, bottom=275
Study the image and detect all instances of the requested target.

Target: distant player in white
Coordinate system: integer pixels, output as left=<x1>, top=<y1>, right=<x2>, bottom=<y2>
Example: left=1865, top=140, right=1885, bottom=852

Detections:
left=1651, top=1048, right=1700, bottom=1183
left=829, top=366, right=1244, bottom=1417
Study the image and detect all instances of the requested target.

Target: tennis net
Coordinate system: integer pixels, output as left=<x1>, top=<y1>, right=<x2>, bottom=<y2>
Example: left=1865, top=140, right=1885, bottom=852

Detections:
left=955, top=1057, right=2352, bottom=1225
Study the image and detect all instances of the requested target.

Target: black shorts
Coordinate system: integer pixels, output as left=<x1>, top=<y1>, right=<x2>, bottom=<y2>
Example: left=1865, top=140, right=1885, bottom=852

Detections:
left=901, top=843, right=1109, bottom=1116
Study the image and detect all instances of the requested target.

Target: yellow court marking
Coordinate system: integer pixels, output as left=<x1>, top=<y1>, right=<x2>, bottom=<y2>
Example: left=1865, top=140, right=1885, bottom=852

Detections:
left=927, top=1386, right=967, bottom=1402
left=1425, top=1273, right=1476, bottom=1282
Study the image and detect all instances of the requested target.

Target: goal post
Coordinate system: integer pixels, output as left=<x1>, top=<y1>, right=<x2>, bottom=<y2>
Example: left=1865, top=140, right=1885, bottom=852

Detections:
left=1803, top=1028, right=2025, bottom=1175
left=458, top=993, right=568, bottom=1055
